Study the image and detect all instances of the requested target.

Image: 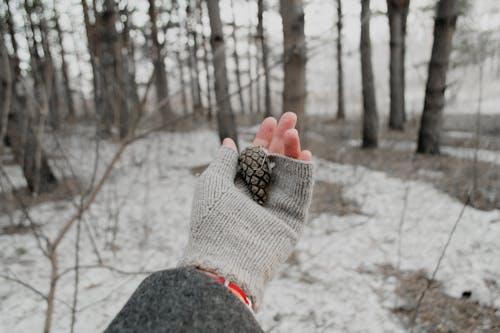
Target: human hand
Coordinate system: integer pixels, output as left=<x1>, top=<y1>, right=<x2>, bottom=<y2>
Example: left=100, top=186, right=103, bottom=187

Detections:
left=179, top=112, right=314, bottom=310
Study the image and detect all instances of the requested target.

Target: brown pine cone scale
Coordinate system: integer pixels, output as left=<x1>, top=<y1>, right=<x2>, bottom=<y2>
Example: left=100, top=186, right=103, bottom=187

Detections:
left=238, top=146, right=273, bottom=205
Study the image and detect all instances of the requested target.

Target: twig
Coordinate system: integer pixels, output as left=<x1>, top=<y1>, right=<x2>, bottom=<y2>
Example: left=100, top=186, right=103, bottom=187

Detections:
left=0, top=273, right=48, bottom=301
left=409, top=193, right=470, bottom=332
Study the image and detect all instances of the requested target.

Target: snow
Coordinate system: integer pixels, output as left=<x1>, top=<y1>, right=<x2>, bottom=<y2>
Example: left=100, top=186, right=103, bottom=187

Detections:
left=1, top=128, right=500, bottom=332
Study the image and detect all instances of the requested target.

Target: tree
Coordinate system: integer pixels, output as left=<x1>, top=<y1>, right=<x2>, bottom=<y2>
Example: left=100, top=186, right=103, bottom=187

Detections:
left=53, top=2, right=76, bottom=121
left=229, top=0, right=245, bottom=113
left=1, top=30, right=58, bottom=193
left=206, top=0, right=238, bottom=145
left=199, top=0, right=214, bottom=118
left=258, top=0, right=272, bottom=117
left=417, top=0, right=459, bottom=154
left=185, top=1, right=203, bottom=113
left=280, top=0, right=306, bottom=133
left=336, top=0, right=345, bottom=120
left=148, top=0, right=173, bottom=125
left=97, top=0, right=132, bottom=139
left=387, top=0, right=410, bottom=130
left=360, top=0, right=379, bottom=148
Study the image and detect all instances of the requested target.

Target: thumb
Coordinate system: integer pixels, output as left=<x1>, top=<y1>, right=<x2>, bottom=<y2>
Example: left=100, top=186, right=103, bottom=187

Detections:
left=222, top=138, right=237, bottom=152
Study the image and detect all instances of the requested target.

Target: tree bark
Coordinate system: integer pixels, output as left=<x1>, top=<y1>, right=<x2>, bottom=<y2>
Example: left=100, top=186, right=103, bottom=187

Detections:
left=417, top=0, right=459, bottom=154
left=245, top=0, right=254, bottom=114
left=148, top=0, right=173, bottom=125
left=387, top=0, right=410, bottom=130
left=280, top=0, right=306, bottom=134
left=5, top=0, right=20, bottom=77
left=5, top=103, right=58, bottom=193
left=206, top=0, right=238, bottom=145
left=199, top=1, right=214, bottom=118
left=336, top=0, right=345, bottom=120
left=230, top=0, right=245, bottom=113
left=53, top=3, right=76, bottom=121
left=99, top=0, right=129, bottom=139
left=81, top=0, right=109, bottom=137
left=258, top=0, right=272, bottom=117
left=191, top=2, right=204, bottom=113
left=185, top=2, right=202, bottom=113
left=360, top=0, right=379, bottom=148
left=0, top=31, right=12, bottom=151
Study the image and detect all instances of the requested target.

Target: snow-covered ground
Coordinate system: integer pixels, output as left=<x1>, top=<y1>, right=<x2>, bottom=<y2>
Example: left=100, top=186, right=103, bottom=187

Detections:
left=1, top=128, right=500, bottom=332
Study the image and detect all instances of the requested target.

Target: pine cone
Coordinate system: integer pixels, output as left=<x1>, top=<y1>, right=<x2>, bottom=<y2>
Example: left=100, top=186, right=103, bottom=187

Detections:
left=238, top=146, right=273, bottom=205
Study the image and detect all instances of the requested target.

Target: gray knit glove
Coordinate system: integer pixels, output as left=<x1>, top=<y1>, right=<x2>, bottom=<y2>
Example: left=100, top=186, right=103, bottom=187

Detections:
left=179, top=146, right=314, bottom=310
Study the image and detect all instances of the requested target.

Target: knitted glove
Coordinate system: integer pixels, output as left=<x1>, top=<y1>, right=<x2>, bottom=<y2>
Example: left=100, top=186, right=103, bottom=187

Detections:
left=178, top=146, right=314, bottom=310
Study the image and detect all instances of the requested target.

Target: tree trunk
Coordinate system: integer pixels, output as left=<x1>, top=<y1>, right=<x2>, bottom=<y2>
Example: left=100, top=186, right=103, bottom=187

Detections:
left=122, top=5, right=140, bottom=129
left=258, top=0, right=272, bottom=117
left=148, top=0, right=172, bottom=126
left=185, top=3, right=201, bottom=113
left=98, top=0, right=128, bottom=139
left=336, top=0, right=345, bottom=120
left=417, top=0, right=459, bottom=154
left=230, top=0, right=245, bottom=113
left=360, top=0, right=379, bottom=148
left=81, top=0, right=109, bottom=137
left=191, top=2, right=204, bottom=113
left=206, top=0, right=238, bottom=145
left=387, top=0, right=410, bottom=130
left=5, top=0, right=20, bottom=78
left=199, top=0, right=214, bottom=118
left=280, top=0, right=306, bottom=134
left=53, top=4, right=76, bottom=121
left=36, top=0, right=61, bottom=130
left=176, top=49, right=189, bottom=114
left=0, top=32, right=12, bottom=151
left=245, top=0, right=254, bottom=114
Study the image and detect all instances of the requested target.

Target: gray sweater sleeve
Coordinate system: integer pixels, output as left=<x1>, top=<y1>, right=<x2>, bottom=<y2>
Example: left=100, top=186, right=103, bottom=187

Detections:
left=104, top=268, right=264, bottom=333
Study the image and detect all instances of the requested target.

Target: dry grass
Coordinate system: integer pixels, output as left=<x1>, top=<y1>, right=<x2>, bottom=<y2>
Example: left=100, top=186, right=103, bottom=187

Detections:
left=376, top=264, right=500, bottom=333
left=307, top=116, right=500, bottom=211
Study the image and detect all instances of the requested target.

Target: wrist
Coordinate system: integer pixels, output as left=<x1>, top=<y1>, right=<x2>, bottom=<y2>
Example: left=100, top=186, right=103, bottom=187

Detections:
left=197, top=268, right=254, bottom=312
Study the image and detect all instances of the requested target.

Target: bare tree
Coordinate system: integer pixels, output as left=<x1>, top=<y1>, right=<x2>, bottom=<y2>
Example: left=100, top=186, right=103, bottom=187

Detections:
left=199, top=0, right=214, bottom=118
left=185, top=2, right=203, bottom=113
left=360, top=0, right=379, bottom=148
left=149, top=0, right=173, bottom=124
left=53, top=2, right=76, bottom=121
left=387, top=0, right=410, bottom=130
left=24, top=0, right=61, bottom=130
left=416, top=0, right=459, bottom=154
left=0, top=21, right=12, bottom=149
left=81, top=0, right=109, bottom=136
left=258, top=0, right=272, bottom=117
left=229, top=0, right=245, bottom=112
left=336, top=0, right=345, bottom=120
left=280, top=0, right=306, bottom=133
left=206, top=0, right=238, bottom=145
left=245, top=0, right=254, bottom=114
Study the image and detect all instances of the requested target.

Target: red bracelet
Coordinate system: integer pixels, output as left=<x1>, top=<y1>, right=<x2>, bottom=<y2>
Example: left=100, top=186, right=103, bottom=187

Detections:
left=203, top=271, right=253, bottom=311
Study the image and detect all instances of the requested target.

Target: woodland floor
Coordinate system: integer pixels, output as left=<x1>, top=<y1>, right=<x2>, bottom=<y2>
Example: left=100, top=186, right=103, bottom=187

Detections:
left=1, top=114, right=499, bottom=332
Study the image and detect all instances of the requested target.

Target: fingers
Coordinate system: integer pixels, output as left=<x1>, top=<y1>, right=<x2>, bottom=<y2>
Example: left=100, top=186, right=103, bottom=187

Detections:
left=269, top=112, right=297, bottom=154
left=252, top=117, right=277, bottom=149
left=284, top=129, right=301, bottom=159
left=298, top=150, right=312, bottom=161
left=222, top=138, right=238, bottom=152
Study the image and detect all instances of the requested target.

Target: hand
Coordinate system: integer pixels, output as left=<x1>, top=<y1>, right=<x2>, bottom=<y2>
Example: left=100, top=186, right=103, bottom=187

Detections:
left=179, top=112, right=315, bottom=310
left=222, top=112, right=312, bottom=161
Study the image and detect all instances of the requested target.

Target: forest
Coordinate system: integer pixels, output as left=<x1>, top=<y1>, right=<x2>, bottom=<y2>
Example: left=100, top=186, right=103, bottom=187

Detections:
left=1, top=0, right=500, bottom=332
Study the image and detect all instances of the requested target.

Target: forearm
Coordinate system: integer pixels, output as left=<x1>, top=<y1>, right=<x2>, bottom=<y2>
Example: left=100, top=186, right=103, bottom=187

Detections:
left=105, top=268, right=263, bottom=333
